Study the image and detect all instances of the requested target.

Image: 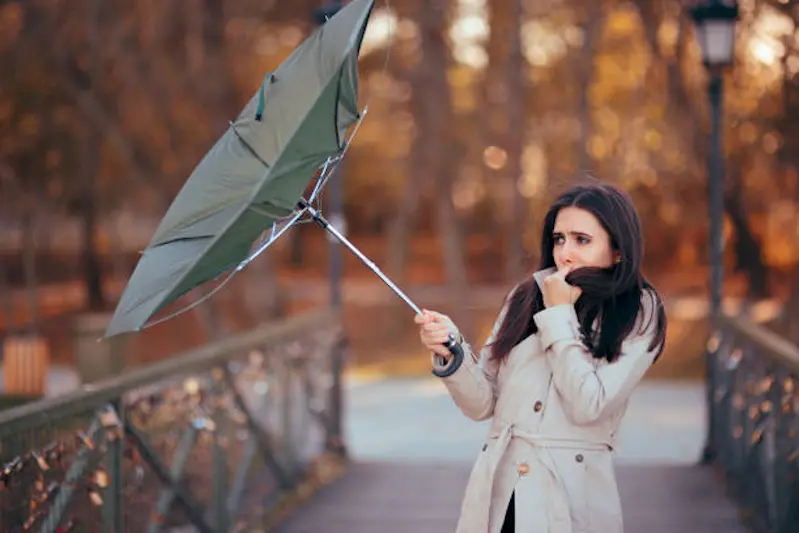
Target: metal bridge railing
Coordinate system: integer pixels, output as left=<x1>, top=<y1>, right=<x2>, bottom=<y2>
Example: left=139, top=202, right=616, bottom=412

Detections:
left=0, top=308, right=346, bottom=532
left=707, top=313, right=799, bottom=533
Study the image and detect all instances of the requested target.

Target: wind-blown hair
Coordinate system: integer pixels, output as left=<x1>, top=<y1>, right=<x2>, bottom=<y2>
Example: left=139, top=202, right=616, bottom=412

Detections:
left=489, top=182, right=667, bottom=363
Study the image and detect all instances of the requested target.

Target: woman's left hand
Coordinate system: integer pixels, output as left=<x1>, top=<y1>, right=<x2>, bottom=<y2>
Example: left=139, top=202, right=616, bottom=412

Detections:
left=542, top=266, right=583, bottom=308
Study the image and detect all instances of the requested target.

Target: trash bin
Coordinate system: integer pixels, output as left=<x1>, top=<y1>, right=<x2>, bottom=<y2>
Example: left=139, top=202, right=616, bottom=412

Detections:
left=72, top=312, right=127, bottom=385
left=1, top=334, right=49, bottom=398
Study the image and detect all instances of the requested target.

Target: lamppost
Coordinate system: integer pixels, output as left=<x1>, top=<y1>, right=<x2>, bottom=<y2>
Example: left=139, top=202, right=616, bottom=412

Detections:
left=689, top=0, right=739, bottom=464
left=315, top=0, right=345, bottom=309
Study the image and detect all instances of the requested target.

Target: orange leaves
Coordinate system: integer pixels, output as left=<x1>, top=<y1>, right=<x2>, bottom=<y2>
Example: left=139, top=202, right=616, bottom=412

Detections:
left=0, top=2, right=23, bottom=52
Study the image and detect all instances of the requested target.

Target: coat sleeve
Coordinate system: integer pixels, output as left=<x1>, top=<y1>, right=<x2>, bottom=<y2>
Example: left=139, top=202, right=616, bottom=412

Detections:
left=532, top=290, right=662, bottom=425
left=430, top=294, right=512, bottom=421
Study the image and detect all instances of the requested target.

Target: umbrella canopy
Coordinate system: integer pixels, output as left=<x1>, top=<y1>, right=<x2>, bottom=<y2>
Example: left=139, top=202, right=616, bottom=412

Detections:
left=105, top=0, right=374, bottom=338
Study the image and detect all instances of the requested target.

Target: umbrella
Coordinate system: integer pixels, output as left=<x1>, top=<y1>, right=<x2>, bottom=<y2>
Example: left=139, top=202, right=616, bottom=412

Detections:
left=105, top=0, right=463, bottom=366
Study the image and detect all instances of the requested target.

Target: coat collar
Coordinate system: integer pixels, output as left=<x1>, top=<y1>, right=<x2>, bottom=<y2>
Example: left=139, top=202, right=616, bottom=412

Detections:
left=531, top=266, right=557, bottom=290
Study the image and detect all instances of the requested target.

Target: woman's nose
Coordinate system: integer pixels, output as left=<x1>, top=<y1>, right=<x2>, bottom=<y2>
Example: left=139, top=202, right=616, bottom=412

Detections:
left=558, top=244, right=574, bottom=265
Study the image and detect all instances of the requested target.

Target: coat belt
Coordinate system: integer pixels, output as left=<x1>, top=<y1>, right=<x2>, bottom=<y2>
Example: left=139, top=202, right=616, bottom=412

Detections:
left=475, top=422, right=611, bottom=533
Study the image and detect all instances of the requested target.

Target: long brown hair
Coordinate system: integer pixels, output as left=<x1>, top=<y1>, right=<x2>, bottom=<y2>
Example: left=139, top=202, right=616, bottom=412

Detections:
left=489, top=182, right=667, bottom=363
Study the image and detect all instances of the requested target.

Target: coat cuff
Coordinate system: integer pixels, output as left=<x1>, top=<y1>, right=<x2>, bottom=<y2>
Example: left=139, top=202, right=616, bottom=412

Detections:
left=533, top=304, right=581, bottom=350
left=431, top=334, right=467, bottom=378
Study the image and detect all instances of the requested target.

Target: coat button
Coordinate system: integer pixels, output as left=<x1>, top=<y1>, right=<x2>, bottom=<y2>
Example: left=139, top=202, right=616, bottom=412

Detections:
left=517, top=462, right=530, bottom=475
left=575, top=454, right=584, bottom=463
left=533, top=401, right=543, bottom=412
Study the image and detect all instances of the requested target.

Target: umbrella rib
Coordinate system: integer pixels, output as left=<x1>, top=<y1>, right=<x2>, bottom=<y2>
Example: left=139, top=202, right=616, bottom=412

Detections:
left=142, top=204, right=305, bottom=331
left=239, top=207, right=306, bottom=270
left=308, top=106, right=369, bottom=208
left=141, top=269, right=239, bottom=330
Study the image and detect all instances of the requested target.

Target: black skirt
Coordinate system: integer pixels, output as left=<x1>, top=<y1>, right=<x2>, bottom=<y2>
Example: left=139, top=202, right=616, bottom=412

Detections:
left=501, top=492, right=515, bottom=532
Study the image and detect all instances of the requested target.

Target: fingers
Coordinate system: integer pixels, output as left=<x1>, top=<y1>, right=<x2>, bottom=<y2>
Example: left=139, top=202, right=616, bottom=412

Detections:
left=419, top=324, right=452, bottom=343
left=429, top=344, right=452, bottom=358
left=552, top=265, right=573, bottom=281
left=415, top=309, right=459, bottom=354
left=547, top=265, right=575, bottom=287
left=422, top=309, right=450, bottom=324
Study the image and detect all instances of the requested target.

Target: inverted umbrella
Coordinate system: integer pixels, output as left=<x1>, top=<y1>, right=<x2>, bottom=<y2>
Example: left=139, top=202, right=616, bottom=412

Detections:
left=105, top=0, right=463, bottom=366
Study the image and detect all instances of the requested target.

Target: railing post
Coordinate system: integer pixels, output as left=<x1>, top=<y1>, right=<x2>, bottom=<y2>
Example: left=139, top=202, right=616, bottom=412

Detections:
left=101, top=400, right=125, bottom=533
left=326, top=333, right=347, bottom=457
left=211, top=367, right=230, bottom=531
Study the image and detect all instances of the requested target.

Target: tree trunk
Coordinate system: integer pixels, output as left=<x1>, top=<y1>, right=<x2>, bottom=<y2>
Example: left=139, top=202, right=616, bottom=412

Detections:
left=418, top=0, right=472, bottom=337
left=575, top=3, right=602, bottom=172
left=78, top=0, right=106, bottom=312
left=0, top=259, right=12, bottom=334
left=243, top=250, right=285, bottom=322
left=386, top=37, right=427, bottom=289
left=725, top=161, right=768, bottom=299
left=382, top=0, right=426, bottom=335
left=504, top=0, right=526, bottom=281
left=480, top=0, right=512, bottom=238
left=21, top=210, right=39, bottom=334
left=80, top=134, right=106, bottom=310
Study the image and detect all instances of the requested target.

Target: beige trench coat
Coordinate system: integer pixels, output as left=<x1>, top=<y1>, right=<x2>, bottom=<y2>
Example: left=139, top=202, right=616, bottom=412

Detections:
left=432, top=267, right=661, bottom=533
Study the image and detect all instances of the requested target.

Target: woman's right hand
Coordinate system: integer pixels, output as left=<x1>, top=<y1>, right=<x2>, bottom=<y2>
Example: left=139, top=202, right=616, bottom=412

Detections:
left=414, top=309, right=460, bottom=358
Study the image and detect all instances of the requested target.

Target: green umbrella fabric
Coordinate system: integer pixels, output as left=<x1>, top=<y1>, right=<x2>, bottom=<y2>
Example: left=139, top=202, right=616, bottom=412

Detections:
left=105, top=0, right=374, bottom=338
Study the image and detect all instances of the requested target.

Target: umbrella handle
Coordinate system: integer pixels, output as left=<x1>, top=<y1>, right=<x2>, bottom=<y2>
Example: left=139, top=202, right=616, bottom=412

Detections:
left=433, top=334, right=465, bottom=378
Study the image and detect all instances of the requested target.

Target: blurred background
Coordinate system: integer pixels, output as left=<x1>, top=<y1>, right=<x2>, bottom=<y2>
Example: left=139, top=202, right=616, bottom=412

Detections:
left=1, top=0, right=798, bottom=383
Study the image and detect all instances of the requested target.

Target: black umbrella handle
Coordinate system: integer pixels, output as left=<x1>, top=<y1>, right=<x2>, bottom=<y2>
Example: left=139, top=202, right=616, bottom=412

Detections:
left=433, top=334, right=465, bottom=378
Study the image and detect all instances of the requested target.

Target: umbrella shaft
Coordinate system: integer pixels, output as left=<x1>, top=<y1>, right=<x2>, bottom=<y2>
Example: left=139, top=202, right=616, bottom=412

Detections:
left=300, top=201, right=422, bottom=316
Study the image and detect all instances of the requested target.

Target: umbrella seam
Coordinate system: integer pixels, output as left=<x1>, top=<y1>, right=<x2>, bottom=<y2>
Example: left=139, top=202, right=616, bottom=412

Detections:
left=229, top=121, right=271, bottom=170
left=333, top=62, right=344, bottom=149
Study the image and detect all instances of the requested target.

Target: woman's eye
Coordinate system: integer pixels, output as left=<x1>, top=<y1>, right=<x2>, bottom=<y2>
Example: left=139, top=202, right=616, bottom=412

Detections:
left=577, top=236, right=590, bottom=245
left=553, top=235, right=565, bottom=244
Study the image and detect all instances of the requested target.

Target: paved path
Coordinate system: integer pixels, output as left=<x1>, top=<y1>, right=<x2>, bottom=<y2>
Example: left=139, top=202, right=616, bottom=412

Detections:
left=274, top=461, right=747, bottom=533
left=275, top=378, right=749, bottom=533
left=342, top=378, right=709, bottom=465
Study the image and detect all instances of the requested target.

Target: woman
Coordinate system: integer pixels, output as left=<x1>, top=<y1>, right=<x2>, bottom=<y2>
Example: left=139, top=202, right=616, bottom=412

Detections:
left=414, top=182, right=667, bottom=533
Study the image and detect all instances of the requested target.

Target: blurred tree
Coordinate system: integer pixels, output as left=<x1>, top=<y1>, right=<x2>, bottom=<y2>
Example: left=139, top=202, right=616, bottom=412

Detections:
left=3, top=0, right=799, bottom=343
left=385, top=0, right=423, bottom=292
left=504, top=0, right=527, bottom=280
left=575, top=0, right=602, bottom=173
left=633, top=0, right=768, bottom=297
left=416, top=0, right=470, bottom=334
left=0, top=0, right=302, bottom=331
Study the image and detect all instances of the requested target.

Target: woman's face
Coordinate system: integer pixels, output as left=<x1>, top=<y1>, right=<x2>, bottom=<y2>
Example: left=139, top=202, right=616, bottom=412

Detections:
left=552, top=206, right=617, bottom=271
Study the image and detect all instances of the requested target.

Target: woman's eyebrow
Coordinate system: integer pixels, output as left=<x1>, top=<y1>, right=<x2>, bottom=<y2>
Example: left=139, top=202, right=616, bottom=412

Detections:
left=553, top=230, right=593, bottom=238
